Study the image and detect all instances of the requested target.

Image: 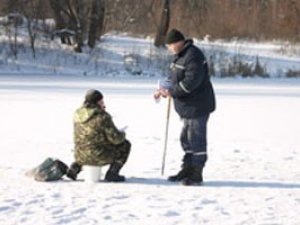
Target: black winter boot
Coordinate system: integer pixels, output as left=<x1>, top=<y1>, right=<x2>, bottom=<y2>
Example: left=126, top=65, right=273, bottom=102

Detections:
left=168, top=165, right=193, bottom=182
left=105, top=163, right=125, bottom=182
left=182, top=166, right=203, bottom=186
left=66, top=162, right=82, bottom=181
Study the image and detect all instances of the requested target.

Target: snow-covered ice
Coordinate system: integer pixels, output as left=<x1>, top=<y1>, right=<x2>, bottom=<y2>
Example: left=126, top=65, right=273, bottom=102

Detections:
left=0, top=74, right=299, bottom=225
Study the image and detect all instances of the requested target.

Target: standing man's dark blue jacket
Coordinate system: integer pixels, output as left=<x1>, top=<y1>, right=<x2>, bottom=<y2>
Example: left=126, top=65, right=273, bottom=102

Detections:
left=168, top=40, right=216, bottom=118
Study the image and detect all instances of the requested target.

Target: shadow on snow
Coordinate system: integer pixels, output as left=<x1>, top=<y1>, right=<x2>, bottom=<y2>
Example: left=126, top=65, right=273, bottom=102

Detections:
left=58, top=177, right=300, bottom=189
left=125, top=177, right=300, bottom=189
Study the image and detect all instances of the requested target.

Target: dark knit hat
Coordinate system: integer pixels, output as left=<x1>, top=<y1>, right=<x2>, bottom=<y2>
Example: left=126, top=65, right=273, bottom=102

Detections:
left=165, top=29, right=185, bottom=44
left=84, top=89, right=103, bottom=104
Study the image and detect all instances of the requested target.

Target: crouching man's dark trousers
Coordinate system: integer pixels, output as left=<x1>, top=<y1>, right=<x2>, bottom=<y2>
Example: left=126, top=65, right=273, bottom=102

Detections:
left=180, top=114, right=210, bottom=167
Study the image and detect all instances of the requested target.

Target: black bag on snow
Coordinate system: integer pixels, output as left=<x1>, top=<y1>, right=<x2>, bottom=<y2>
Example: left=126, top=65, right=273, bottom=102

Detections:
left=27, top=157, right=68, bottom=182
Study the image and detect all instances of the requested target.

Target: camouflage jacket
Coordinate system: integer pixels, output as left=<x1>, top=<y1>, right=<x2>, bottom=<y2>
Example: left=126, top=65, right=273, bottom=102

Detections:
left=73, top=105, right=125, bottom=165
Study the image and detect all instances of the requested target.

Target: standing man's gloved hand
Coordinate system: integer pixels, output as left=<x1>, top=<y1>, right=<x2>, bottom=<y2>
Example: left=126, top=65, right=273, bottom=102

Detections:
left=153, top=79, right=172, bottom=101
left=153, top=88, right=170, bottom=100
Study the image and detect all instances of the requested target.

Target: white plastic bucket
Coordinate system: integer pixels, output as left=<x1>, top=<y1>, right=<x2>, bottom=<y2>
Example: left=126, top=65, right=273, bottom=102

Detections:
left=83, top=165, right=102, bottom=183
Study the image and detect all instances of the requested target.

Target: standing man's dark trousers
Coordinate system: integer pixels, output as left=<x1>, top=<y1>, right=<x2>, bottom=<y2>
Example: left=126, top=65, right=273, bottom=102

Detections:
left=181, top=114, right=209, bottom=167
left=168, top=114, right=209, bottom=184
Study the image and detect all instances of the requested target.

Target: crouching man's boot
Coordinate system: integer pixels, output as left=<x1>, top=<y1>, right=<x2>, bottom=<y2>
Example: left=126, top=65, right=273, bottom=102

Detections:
left=66, top=162, right=82, bottom=180
left=105, top=162, right=125, bottom=182
left=182, top=166, right=203, bottom=186
left=168, top=165, right=193, bottom=182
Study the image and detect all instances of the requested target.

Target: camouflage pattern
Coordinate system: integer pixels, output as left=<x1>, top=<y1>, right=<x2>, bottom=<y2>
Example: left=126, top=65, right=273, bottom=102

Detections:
left=73, top=105, right=130, bottom=166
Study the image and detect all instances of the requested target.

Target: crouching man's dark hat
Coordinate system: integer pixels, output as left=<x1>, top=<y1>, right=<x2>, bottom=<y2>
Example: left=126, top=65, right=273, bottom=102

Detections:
left=84, top=89, right=103, bottom=105
left=165, top=29, right=185, bottom=44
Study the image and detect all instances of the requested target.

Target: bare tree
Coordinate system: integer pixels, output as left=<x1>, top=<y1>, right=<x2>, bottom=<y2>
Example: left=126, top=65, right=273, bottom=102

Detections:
left=49, top=0, right=71, bottom=44
left=22, top=0, right=45, bottom=58
left=88, top=0, right=105, bottom=48
left=154, top=0, right=170, bottom=47
left=4, top=16, right=19, bottom=58
left=2, top=0, right=300, bottom=44
left=1, top=0, right=20, bottom=58
left=48, top=0, right=106, bottom=52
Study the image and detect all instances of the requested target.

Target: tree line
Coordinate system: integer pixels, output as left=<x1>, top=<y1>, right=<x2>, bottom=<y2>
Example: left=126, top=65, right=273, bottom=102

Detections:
left=0, top=0, right=299, bottom=53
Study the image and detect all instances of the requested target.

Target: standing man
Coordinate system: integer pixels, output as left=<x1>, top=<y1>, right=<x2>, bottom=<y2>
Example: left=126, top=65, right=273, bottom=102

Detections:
left=154, top=29, right=216, bottom=185
left=67, top=89, right=131, bottom=182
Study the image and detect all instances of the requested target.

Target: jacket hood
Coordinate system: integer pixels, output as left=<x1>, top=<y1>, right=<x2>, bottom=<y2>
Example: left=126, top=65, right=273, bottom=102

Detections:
left=74, top=106, right=100, bottom=123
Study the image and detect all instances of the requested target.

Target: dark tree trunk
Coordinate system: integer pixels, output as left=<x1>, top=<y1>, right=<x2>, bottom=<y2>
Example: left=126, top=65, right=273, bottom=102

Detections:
left=49, top=0, right=66, bottom=30
left=49, top=0, right=71, bottom=44
left=154, top=0, right=170, bottom=47
left=88, top=0, right=105, bottom=48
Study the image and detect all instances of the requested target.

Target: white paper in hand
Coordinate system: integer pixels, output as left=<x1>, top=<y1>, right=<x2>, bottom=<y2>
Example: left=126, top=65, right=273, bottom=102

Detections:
left=119, top=125, right=128, bottom=132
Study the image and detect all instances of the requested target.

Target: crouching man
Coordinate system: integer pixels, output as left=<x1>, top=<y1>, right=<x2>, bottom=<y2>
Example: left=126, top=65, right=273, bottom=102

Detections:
left=67, top=89, right=131, bottom=182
